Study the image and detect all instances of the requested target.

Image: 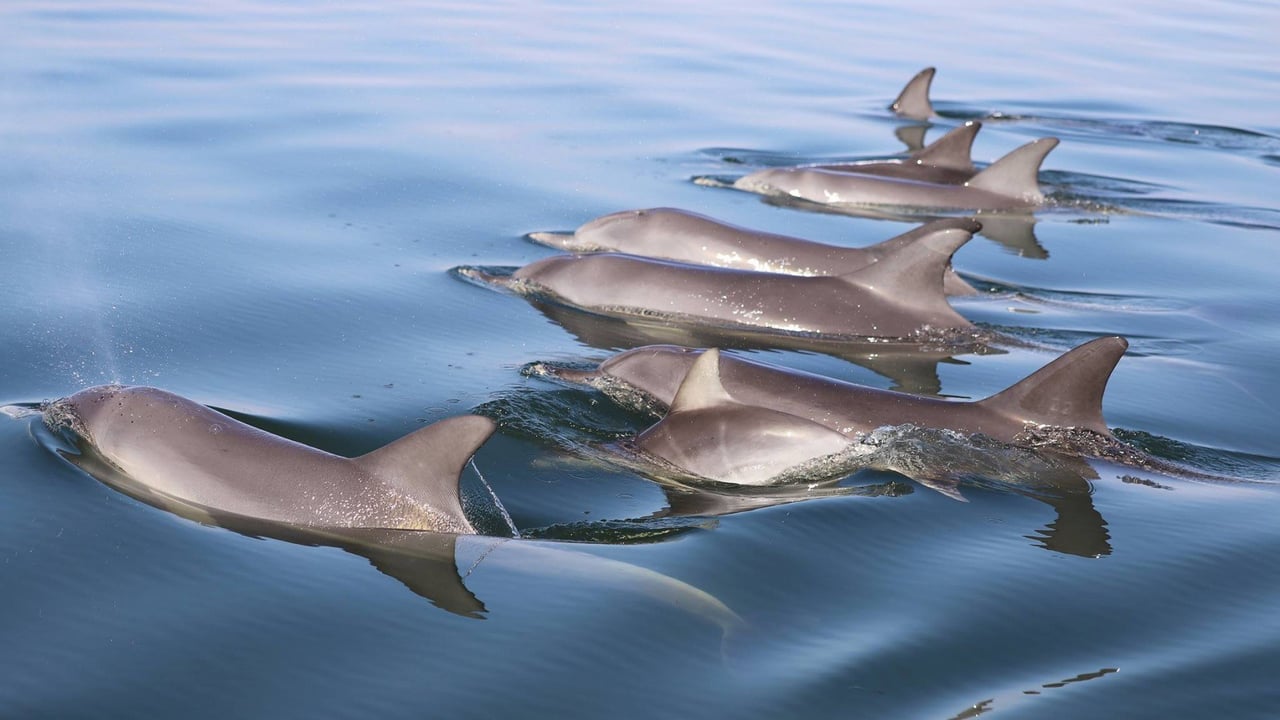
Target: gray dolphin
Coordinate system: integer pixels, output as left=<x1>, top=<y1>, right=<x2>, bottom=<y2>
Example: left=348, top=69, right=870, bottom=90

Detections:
left=520, top=298, right=990, bottom=396
left=632, top=349, right=853, bottom=485
left=529, top=211, right=978, bottom=296
left=46, top=385, right=495, bottom=534
left=732, top=137, right=1059, bottom=211
left=477, top=220, right=976, bottom=341
left=40, top=393, right=742, bottom=630
left=547, top=336, right=1129, bottom=446
left=891, top=67, right=936, bottom=120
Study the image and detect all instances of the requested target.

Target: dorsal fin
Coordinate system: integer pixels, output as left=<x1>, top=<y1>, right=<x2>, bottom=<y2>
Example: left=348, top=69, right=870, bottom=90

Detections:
left=909, top=121, right=979, bottom=172
left=862, top=218, right=981, bottom=296
left=669, top=349, right=735, bottom=413
left=865, top=217, right=981, bottom=256
left=965, top=137, right=1059, bottom=203
left=354, top=415, right=497, bottom=532
left=890, top=67, right=935, bottom=120
left=977, top=337, right=1128, bottom=435
left=843, top=220, right=976, bottom=320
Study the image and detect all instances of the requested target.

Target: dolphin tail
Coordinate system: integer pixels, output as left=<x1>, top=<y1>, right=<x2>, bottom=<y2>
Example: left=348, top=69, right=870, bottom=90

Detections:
left=909, top=120, right=979, bottom=172
left=890, top=67, right=935, bottom=120
left=355, top=415, right=498, bottom=534
left=858, top=218, right=981, bottom=296
left=965, top=137, right=1060, bottom=204
left=841, top=219, right=977, bottom=327
left=976, top=336, right=1128, bottom=436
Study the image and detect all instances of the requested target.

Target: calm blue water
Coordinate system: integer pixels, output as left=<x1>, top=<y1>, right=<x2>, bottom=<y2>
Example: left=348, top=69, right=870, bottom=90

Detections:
left=3, top=1, right=1280, bottom=717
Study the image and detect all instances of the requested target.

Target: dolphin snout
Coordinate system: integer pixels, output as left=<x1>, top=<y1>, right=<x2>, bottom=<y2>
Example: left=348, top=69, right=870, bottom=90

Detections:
left=522, top=361, right=600, bottom=386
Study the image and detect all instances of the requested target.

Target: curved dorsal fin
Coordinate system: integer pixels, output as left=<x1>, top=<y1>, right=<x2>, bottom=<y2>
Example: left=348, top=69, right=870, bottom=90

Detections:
left=355, top=415, right=497, bottom=533
left=965, top=137, right=1059, bottom=203
left=890, top=67, right=935, bottom=120
left=977, top=336, right=1128, bottom=435
left=844, top=218, right=975, bottom=301
left=669, top=349, right=735, bottom=413
left=909, top=121, right=980, bottom=172
left=861, top=218, right=982, bottom=296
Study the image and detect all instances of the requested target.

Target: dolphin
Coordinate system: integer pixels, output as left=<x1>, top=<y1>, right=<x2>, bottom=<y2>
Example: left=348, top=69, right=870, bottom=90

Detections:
left=732, top=137, right=1060, bottom=211
left=46, top=385, right=495, bottom=534
left=528, top=211, right=978, bottom=296
left=39, top=389, right=743, bottom=630
left=519, top=298, right=990, bottom=396
left=891, top=67, right=936, bottom=120
left=543, top=336, right=1129, bottom=446
left=631, top=349, right=854, bottom=485
left=469, top=220, right=977, bottom=341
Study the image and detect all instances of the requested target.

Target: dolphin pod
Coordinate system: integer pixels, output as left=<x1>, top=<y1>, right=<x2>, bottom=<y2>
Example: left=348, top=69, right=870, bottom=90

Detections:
left=477, top=218, right=978, bottom=340
left=528, top=212, right=978, bottom=295
left=19, top=67, right=1177, bottom=618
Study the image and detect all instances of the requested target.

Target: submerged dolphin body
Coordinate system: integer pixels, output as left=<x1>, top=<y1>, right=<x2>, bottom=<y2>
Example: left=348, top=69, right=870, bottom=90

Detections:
left=476, top=221, right=977, bottom=341
left=528, top=212, right=978, bottom=296
left=732, top=137, right=1059, bottom=211
left=547, top=337, right=1129, bottom=446
left=47, top=385, right=495, bottom=533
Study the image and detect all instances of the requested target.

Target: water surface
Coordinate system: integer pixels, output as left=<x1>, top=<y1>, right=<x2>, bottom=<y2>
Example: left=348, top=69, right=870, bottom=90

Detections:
left=2, top=1, right=1279, bottom=718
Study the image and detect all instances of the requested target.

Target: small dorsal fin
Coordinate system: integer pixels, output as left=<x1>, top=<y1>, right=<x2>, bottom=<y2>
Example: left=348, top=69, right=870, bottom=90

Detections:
left=891, top=67, right=935, bottom=120
left=977, top=336, right=1128, bottom=435
left=842, top=220, right=976, bottom=320
left=965, top=137, right=1059, bottom=203
left=669, top=349, right=736, bottom=413
left=354, top=415, right=497, bottom=532
left=910, top=121, right=980, bottom=172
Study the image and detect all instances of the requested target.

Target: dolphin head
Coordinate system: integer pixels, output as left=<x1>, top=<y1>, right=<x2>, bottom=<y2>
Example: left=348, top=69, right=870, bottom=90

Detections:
left=732, top=169, right=792, bottom=196
left=598, top=345, right=700, bottom=408
left=45, top=384, right=130, bottom=443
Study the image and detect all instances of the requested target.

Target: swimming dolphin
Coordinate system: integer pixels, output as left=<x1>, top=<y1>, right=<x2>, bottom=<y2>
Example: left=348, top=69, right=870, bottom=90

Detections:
left=470, top=220, right=977, bottom=341
left=528, top=212, right=978, bottom=295
left=544, top=336, right=1129, bottom=446
left=891, top=67, right=936, bottom=120
left=520, top=297, right=988, bottom=396
left=631, top=349, right=853, bottom=485
left=732, top=137, right=1059, bottom=211
left=46, top=385, right=495, bottom=534
left=40, top=394, right=742, bottom=630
